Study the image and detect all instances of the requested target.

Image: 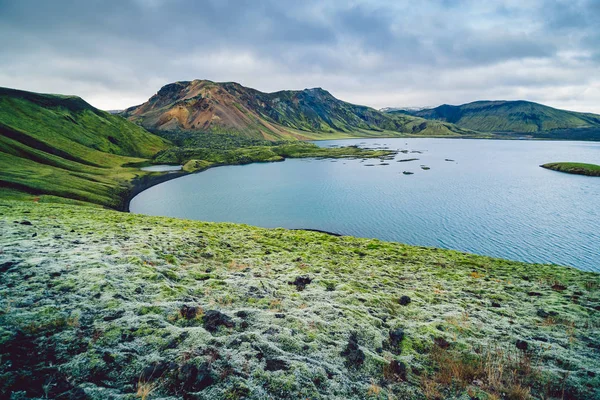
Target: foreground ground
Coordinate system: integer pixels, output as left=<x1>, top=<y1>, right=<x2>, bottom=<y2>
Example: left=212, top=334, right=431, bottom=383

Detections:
left=0, top=201, right=598, bottom=399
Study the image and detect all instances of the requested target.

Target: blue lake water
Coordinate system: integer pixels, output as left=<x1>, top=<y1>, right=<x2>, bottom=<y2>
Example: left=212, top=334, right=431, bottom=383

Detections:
left=130, top=138, right=600, bottom=272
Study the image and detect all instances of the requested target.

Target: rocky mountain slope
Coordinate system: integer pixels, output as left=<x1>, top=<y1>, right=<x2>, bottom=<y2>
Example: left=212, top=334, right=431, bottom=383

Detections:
left=389, top=101, right=600, bottom=139
left=122, top=80, right=475, bottom=140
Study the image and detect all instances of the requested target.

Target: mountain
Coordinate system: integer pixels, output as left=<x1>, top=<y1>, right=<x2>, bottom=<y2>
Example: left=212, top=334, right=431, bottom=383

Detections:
left=0, top=87, right=169, bottom=208
left=388, top=100, right=600, bottom=139
left=122, top=80, right=475, bottom=140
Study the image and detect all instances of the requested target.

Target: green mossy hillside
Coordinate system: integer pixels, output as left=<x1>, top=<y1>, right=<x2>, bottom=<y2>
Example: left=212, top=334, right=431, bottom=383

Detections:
left=0, top=88, right=397, bottom=208
left=1, top=201, right=598, bottom=399
left=390, top=100, right=600, bottom=139
left=0, top=87, right=170, bottom=208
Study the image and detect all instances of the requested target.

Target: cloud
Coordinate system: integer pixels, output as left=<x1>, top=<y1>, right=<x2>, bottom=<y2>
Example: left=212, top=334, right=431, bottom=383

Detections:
left=0, top=0, right=598, bottom=113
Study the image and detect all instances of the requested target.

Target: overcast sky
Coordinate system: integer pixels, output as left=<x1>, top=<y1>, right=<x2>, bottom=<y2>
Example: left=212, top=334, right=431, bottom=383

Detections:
left=1, top=0, right=599, bottom=112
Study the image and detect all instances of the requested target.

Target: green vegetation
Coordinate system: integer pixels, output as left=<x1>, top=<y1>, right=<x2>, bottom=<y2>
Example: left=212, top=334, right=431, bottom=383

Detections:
left=389, top=100, right=600, bottom=139
left=541, top=162, right=600, bottom=177
left=0, top=88, right=396, bottom=208
left=0, top=200, right=598, bottom=399
left=0, top=87, right=170, bottom=208
left=154, top=142, right=394, bottom=172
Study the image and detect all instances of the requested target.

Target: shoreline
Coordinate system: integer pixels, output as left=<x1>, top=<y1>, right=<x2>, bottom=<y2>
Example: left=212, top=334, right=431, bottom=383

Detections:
left=123, top=135, right=599, bottom=212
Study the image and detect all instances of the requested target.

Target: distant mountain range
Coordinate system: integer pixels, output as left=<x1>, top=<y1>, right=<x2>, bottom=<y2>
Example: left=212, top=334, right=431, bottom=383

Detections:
left=121, top=80, right=473, bottom=140
left=387, top=100, right=600, bottom=140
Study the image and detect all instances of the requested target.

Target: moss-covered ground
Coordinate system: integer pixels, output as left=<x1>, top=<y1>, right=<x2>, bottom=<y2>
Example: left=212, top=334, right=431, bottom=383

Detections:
left=1, top=201, right=598, bottom=399
left=541, top=162, right=600, bottom=177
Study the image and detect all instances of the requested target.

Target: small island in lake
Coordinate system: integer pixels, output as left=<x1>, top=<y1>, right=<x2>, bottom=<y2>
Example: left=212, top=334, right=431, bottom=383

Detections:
left=541, top=162, right=600, bottom=177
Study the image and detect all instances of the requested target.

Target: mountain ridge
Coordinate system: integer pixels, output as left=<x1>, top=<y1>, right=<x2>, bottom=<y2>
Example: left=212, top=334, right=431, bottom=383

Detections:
left=387, top=100, right=600, bottom=139
left=122, top=79, right=476, bottom=140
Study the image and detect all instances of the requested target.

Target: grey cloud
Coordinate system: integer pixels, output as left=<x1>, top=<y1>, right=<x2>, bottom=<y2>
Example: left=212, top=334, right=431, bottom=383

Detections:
left=0, top=0, right=598, bottom=112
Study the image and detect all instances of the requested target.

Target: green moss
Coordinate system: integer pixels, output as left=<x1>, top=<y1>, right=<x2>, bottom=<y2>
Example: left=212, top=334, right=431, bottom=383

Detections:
left=0, top=200, right=598, bottom=399
left=541, top=162, right=600, bottom=176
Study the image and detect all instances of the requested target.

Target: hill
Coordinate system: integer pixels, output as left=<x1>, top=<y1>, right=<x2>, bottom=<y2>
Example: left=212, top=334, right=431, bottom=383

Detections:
left=0, top=200, right=598, bottom=399
left=388, top=100, right=600, bottom=139
left=0, top=87, right=397, bottom=209
left=122, top=80, right=475, bottom=140
left=0, top=87, right=170, bottom=208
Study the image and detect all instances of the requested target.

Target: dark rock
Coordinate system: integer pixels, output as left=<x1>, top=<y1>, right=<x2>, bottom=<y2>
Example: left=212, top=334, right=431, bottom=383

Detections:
left=275, top=313, right=286, bottom=319
left=141, top=361, right=173, bottom=382
left=177, top=363, right=213, bottom=392
left=588, top=371, right=597, bottom=378
left=399, top=295, right=411, bottom=306
left=236, top=310, right=249, bottom=318
left=516, top=339, right=528, bottom=351
left=68, top=387, right=88, bottom=400
left=389, top=328, right=405, bottom=348
left=20, top=220, right=32, bottom=225
left=434, top=337, right=450, bottom=349
left=180, top=304, right=198, bottom=320
left=536, top=309, right=558, bottom=318
left=288, top=275, right=312, bottom=291
left=387, top=360, right=407, bottom=381
left=32, top=232, right=37, bottom=237
left=491, top=301, right=501, bottom=307
left=54, top=235, right=62, bottom=239
left=551, top=283, right=567, bottom=291
left=0, top=261, right=15, bottom=272
left=533, top=336, right=548, bottom=342
left=341, top=332, right=365, bottom=368
left=528, top=291, right=543, bottom=296
left=102, top=351, right=115, bottom=364
left=203, top=310, right=234, bottom=332
left=265, top=358, right=290, bottom=371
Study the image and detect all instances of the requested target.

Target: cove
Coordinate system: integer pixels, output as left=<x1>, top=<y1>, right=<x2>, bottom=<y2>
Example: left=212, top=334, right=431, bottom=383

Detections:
left=130, top=138, right=600, bottom=272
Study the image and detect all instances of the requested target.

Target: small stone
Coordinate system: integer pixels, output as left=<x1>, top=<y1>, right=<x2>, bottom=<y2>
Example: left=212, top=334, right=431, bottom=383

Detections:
left=389, top=328, right=405, bottom=347
left=516, top=339, right=528, bottom=351
left=203, top=310, right=234, bottom=332
left=434, top=337, right=450, bottom=349
left=399, top=295, right=411, bottom=306
left=288, top=275, right=312, bottom=291
left=265, top=358, right=290, bottom=371
left=491, top=301, right=501, bottom=307
left=387, top=359, right=407, bottom=381
left=341, top=332, right=365, bottom=368
left=20, top=220, right=32, bottom=225
left=180, top=304, right=198, bottom=320
left=536, top=309, right=558, bottom=318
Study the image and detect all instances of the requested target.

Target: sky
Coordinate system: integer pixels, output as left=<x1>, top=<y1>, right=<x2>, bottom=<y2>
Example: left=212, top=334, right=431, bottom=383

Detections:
left=1, top=0, right=599, bottom=112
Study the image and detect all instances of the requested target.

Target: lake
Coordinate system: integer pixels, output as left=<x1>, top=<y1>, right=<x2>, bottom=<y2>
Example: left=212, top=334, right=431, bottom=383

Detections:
left=130, top=138, right=600, bottom=272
